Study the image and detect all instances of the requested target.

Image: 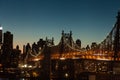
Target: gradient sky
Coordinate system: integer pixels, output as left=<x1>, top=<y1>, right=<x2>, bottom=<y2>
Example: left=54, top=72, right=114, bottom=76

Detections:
left=0, top=0, right=120, bottom=51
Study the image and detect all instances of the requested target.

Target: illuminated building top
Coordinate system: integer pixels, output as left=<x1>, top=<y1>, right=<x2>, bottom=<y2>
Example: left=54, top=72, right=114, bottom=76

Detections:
left=0, top=25, right=3, bottom=30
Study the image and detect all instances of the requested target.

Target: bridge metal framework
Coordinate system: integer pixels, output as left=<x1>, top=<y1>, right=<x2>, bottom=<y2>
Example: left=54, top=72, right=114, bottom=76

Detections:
left=20, top=11, right=120, bottom=80
left=26, top=11, right=120, bottom=61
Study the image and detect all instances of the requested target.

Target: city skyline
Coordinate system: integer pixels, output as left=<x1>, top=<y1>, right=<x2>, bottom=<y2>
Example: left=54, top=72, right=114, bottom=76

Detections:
left=0, top=0, right=120, bottom=51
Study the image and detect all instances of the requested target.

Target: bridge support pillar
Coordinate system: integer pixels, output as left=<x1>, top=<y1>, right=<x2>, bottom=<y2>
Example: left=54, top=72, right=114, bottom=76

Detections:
left=41, top=45, right=51, bottom=80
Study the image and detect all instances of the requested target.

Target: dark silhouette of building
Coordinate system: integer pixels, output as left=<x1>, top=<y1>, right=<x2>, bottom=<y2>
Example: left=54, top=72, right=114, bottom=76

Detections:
left=31, top=38, right=54, bottom=54
left=91, top=42, right=97, bottom=50
left=0, top=26, right=2, bottom=44
left=0, top=26, right=3, bottom=56
left=26, top=43, right=31, bottom=53
left=37, top=38, right=46, bottom=49
left=86, top=45, right=90, bottom=50
left=32, top=42, right=38, bottom=53
left=10, top=45, right=21, bottom=68
left=23, top=45, right=26, bottom=54
left=76, top=39, right=81, bottom=49
left=1, top=31, right=13, bottom=67
left=0, top=26, right=2, bottom=66
left=3, top=31, right=13, bottom=50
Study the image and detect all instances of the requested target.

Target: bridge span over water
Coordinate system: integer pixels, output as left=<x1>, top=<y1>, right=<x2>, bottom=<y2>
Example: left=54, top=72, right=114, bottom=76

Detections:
left=20, top=12, right=120, bottom=80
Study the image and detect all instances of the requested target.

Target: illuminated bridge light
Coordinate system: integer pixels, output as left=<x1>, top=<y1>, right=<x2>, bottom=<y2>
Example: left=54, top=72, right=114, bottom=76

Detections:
left=33, top=58, right=40, bottom=61
left=60, top=57, right=66, bottom=60
left=72, top=57, right=80, bottom=59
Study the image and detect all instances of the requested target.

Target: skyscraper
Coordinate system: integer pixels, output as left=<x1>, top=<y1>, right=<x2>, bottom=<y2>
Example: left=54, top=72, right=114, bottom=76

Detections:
left=2, top=31, right=13, bottom=67
left=0, top=26, right=3, bottom=54
left=3, top=31, right=13, bottom=50
left=0, top=26, right=2, bottom=44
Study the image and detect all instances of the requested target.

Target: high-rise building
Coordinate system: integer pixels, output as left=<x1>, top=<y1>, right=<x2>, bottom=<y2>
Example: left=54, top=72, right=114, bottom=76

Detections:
left=3, top=31, right=13, bottom=50
left=1, top=31, right=13, bottom=67
left=23, top=45, right=26, bottom=54
left=10, top=45, right=21, bottom=68
left=0, top=26, right=3, bottom=44
left=0, top=26, right=3, bottom=55
left=76, top=39, right=81, bottom=49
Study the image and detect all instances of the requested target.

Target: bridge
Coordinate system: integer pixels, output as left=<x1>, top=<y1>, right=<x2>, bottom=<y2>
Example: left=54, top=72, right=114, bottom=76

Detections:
left=19, top=11, right=120, bottom=80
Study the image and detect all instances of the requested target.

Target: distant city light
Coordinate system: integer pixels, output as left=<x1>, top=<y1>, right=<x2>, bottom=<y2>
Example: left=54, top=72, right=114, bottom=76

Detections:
left=24, top=64, right=27, bottom=68
left=65, top=73, right=69, bottom=77
left=28, top=65, right=32, bottom=68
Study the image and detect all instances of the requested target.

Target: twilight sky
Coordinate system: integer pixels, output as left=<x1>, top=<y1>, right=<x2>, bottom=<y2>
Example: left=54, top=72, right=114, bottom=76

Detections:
left=0, top=0, right=120, bottom=50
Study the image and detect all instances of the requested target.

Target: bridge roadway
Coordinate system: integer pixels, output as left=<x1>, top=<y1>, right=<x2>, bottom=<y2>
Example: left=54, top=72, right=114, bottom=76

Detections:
left=31, top=51, right=117, bottom=62
left=24, top=50, right=120, bottom=80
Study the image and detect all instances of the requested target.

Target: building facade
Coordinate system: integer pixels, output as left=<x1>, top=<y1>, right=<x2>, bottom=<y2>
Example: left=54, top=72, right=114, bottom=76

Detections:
left=1, top=31, right=13, bottom=67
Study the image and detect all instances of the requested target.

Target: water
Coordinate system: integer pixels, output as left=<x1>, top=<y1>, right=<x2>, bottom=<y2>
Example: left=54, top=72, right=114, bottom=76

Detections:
left=0, top=78, right=9, bottom=80
left=0, top=78, right=40, bottom=80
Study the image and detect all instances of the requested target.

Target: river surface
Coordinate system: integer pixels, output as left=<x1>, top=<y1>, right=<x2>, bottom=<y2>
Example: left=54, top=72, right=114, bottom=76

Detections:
left=0, top=78, right=40, bottom=80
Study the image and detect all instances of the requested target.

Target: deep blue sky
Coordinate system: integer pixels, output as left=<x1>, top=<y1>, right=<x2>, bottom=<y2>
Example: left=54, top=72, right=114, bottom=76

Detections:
left=0, top=0, right=120, bottom=50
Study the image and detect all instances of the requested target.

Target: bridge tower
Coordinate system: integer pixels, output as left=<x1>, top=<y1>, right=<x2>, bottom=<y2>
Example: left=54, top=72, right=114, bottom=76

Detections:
left=60, top=30, right=64, bottom=54
left=60, top=30, right=73, bottom=54
left=114, top=11, right=120, bottom=60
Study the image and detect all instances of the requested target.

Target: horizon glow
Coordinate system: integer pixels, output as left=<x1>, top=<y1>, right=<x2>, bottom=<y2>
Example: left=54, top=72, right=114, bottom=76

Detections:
left=0, top=0, right=120, bottom=52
